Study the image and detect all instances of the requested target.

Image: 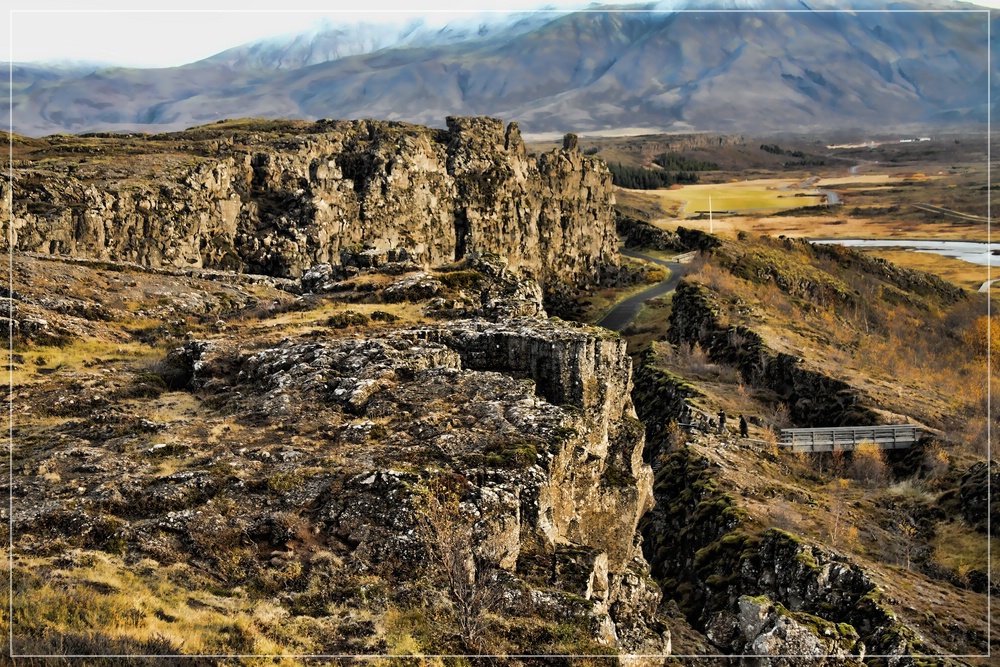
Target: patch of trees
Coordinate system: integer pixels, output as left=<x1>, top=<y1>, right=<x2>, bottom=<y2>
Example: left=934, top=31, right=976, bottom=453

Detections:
left=784, top=159, right=826, bottom=167
left=652, top=152, right=719, bottom=171
left=850, top=205, right=900, bottom=216
left=760, top=143, right=807, bottom=158
left=608, top=162, right=700, bottom=189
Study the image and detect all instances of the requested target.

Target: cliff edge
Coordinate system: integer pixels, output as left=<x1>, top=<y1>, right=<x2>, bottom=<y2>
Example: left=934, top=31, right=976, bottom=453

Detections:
left=2, top=117, right=617, bottom=290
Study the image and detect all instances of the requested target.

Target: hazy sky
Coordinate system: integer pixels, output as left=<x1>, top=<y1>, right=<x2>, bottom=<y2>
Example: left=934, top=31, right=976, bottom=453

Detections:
left=5, top=0, right=995, bottom=69
left=6, top=1, right=593, bottom=68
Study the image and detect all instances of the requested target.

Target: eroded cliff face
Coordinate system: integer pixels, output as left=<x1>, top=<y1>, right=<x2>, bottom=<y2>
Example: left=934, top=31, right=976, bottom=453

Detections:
left=82, top=316, right=667, bottom=655
left=217, top=319, right=661, bottom=653
left=632, top=354, right=930, bottom=664
left=5, top=246, right=674, bottom=658
left=4, top=117, right=617, bottom=289
left=667, top=280, right=880, bottom=427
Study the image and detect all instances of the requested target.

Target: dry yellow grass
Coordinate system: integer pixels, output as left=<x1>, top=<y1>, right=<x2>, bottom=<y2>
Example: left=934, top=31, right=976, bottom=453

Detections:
left=931, top=522, right=995, bottom=579
left=867, top=249, right=988, bottom=291
left=11, top=339, right=165, bottom=387
left=5, top=552, right=321, bottom=661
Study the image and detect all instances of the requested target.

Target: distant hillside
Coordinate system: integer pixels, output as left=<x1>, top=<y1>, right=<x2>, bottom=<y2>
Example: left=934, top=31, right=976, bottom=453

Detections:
left=8, top=0, right=995, bottom=136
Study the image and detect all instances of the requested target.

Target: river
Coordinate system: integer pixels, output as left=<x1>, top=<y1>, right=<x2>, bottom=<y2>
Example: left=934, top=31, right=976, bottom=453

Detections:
left=810, top=239, right=1000, bottom=267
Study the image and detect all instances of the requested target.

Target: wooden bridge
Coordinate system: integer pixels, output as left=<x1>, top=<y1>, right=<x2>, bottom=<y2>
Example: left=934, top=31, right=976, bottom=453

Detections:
left=778, top=425, right=921, bottom=453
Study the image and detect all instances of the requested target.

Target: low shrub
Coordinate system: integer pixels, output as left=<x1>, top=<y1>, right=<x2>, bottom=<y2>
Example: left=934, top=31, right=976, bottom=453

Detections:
left=326, top=311, right=370, bottom=328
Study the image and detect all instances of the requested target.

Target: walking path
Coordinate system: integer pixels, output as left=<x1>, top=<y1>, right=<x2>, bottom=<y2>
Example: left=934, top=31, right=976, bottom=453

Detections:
left=596, top=249, right=689, bottom=331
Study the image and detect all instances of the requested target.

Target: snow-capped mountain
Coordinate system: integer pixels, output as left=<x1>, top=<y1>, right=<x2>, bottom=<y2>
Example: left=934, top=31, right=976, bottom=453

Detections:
left=8, top=0, right=994, bottom=136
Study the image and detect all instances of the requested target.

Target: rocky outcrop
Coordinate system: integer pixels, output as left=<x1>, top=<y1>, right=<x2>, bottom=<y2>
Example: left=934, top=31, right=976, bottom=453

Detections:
left=154, top=317, right=668, bottom=655
left=616, top=215, right=721, bottom=254
left=4, top=117, right=617, bottom=291
left=811, top=241, right=966, bottom=305
left=631, top=347, right=703, bottom=455
left=707, top=595, right=863, bottom=666
left=639, top=446, right=925, bottom=662
left=615, top=135, right=747, bottom=156
left=958, top=460, right=999, bottom=533
left=633, top=355, right=926, bottom=662
left=667, top=280, right=880, bottom=427
left=299, top=252, right=547, bottom=321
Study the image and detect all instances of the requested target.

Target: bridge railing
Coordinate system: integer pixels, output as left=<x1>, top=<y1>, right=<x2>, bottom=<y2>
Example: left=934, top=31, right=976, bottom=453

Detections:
left=671, top=251, right=698, bottom=263
left=778, top=425, right=920, bottom=453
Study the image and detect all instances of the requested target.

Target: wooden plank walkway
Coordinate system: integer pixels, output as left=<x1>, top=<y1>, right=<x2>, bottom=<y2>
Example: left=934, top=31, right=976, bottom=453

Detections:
left=779, top=425, right=920, bottom=453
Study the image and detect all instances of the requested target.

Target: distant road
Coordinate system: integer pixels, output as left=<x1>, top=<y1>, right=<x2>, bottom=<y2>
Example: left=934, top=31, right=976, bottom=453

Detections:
left=596, top=249, right=687, bottom=332
left=822, top=154, right=878, bottom=173
left=911, top=203, right=988, bottom=223
left=786, top=174, right=840, bottom=206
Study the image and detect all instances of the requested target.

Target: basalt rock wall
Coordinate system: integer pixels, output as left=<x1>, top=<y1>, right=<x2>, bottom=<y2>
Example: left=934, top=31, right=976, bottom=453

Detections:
left=667, top=280, right=880, bottom=427
left=633, top=358, right=924, bottom=661
left=160, top=317, right=667, bottom=654
left=4, top=117, right=617, bottom=290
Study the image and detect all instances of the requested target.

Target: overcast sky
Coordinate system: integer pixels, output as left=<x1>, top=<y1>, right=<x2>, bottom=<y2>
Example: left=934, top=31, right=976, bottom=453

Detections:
left=5, top=0, right=995, bottom=69
left=6, top=1, right=594, bottom=68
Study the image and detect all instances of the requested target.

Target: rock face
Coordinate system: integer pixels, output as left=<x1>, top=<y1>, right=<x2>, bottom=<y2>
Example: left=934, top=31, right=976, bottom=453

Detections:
left=667, top=280, right=880, bottom=427
left=633, top=353, right=925, bottom=662
left=640, top=449, right=919, bottom=663
left=616, top=215, right=720, bottom=254
left=154, top=317, right=668, bottom=654
left=4, top=117, right=617, bottom=290
left=706, top=595, right=862, bottom=667
left=958, top=461, right=999, bottom=533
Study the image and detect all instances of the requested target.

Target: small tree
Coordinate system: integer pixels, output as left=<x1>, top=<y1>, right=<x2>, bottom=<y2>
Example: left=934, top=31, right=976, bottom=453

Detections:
left=666, top=420, right=687, bottom=452
left=830, top=447, right=846, bottom=478
left=898, top=521, right=918, bottom=570
left=827, top=500, right=846, bottom=548
left=416, top=477, right=504, bottom=653
left=922, top=441, right=950, bottom=481
left=849, top=440, right=890, bottom=487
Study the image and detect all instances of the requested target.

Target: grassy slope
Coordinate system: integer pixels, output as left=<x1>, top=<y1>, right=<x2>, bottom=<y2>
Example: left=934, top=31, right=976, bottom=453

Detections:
left=623, top=231, right=996, bottom=658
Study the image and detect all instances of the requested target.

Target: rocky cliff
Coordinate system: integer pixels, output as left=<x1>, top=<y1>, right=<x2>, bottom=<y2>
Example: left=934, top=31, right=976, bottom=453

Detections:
left=170, top=317, right=667, bottom=653
left=667, top=280, right=881, bottom=428
left=632, top=353, right=940, bottom=663
left=3, top=117, right=617, bottom=290
left=7, top=251, right=670, bottom=657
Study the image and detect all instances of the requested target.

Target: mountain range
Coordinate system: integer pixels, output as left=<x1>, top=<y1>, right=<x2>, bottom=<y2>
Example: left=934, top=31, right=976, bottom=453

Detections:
left=8, top=0, right=995, bottom=136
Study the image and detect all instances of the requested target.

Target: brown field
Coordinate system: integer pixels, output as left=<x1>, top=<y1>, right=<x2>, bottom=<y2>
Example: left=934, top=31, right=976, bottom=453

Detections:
left=815, top=173, right=943, bottom=186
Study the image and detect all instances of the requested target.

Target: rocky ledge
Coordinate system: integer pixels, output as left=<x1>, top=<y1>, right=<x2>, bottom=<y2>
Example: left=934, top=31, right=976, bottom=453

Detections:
left=11, top=314, right=669, bottom=657
left=3, top=117, right=617, bottom=292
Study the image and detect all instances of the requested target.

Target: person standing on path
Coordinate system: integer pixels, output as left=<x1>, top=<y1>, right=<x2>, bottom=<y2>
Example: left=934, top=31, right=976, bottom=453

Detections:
left=718, top=410, right=726, bottom=434
left=739, top=414, right=749, bottom=438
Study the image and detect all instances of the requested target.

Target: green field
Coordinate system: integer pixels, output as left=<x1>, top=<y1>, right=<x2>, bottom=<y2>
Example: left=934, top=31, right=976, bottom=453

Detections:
left=630, top=180, right=825, bottom=215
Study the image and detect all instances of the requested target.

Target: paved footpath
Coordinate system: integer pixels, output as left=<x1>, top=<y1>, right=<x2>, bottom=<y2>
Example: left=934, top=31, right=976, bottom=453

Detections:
left=596, top=249, right=688, bottom=332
